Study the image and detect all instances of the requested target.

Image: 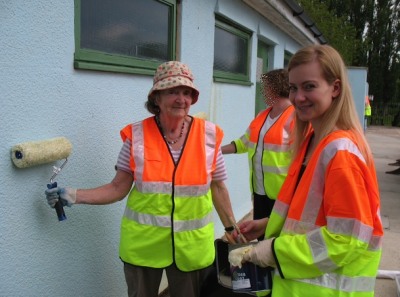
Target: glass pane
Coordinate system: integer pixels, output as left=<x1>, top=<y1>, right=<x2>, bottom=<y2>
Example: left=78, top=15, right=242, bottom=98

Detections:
left=81, top=0, right=170, bottom=61
left=214, top=26, right=247, bottom=75
left=284, top=51, right=292, bottom=68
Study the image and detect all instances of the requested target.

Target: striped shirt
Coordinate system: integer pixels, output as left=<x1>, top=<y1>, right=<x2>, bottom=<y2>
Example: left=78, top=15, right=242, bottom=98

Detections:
left=116, top=139, right=228, bottom=181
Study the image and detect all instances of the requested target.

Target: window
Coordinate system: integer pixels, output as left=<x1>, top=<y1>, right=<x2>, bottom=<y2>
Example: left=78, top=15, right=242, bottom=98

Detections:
left=284, top=50, right=293, bottom=68
left=213, top=15, right=252, bottom=85
left=74, top=0, right=176, bottom=75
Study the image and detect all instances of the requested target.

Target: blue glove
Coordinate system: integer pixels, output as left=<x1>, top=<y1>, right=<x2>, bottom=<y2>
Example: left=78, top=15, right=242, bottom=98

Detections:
left=45, top=187, right=77, bottom=208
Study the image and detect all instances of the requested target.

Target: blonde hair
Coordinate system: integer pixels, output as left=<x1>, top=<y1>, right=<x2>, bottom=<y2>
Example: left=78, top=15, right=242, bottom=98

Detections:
left=288, top=45, right=372, bottom=164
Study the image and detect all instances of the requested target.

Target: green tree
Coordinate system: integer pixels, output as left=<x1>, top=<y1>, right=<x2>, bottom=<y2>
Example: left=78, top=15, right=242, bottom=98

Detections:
left=366, top=0, right=400, bottom=106
left=297, top=0, right=356, bottom=64
left=299, top=0, right=400, bottom=109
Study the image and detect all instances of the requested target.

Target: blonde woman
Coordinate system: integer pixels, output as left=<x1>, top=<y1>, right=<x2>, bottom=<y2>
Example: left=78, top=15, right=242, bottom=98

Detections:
left=231, top=45, right=383, bottom=297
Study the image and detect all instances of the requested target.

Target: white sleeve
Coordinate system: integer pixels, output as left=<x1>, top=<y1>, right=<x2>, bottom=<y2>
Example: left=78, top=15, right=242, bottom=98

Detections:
left=115, top=139, right=133, bottom=174
left=212, top=148, right=228, bottom=181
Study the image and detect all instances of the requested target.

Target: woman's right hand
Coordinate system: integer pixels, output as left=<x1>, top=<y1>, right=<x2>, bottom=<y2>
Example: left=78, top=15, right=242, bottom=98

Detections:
left=45, top=187, right=77, bottom=208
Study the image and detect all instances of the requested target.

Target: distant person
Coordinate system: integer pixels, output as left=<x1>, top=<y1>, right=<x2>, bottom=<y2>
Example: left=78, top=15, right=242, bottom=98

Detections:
left=230, top=45, right=383, bottom=297
left=46, top=61, right=238, bottom=297
left=221, top=69, right=294, bottom=240
left=364, top=95, right=372, bottom=131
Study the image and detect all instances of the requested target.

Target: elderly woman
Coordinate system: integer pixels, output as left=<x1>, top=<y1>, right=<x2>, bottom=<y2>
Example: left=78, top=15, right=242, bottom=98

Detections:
left=45, top=61, right=237, bottom=297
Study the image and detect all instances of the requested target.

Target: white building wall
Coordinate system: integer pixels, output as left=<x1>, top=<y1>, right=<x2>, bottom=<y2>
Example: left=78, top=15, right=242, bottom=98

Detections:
left=0, top=0, right=311, bottom=296
left=347, top=67, right=369, bottom=126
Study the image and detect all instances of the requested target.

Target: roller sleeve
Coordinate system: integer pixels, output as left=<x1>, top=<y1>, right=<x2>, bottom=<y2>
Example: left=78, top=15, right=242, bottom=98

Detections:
left=11, top=137, right=72, bottom=168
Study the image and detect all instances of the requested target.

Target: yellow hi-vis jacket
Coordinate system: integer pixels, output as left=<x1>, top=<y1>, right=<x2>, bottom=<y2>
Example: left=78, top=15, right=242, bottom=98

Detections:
left=119, top=116, right=223, bottom=271
left=365, top=96, right=372, bottom=117
left=365, top=104, right=372, bottom=116
left=266, top=130, right=383, bottom=297
left=233, top=106, right=294, bottom=199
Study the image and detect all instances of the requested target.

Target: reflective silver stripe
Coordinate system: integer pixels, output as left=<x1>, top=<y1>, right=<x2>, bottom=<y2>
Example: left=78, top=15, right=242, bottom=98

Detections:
left=301, top=138, right=366, bottom=224
left=123, top=207, right=212, bottom=231
left=132, top=122, right=145, bottom=181
left=327, top=217, right=373, bottom=244
left=307, top=228, right=338, bottom=271
left=264, top=143, right=291, bottom=152
left=135, top=181, right=210, bottom=196
left=174, top=212, right=213, bottom=232
left=124, top=206, right=170, bottom=227
left=285, top=216, right=377, bottom=247
left=369, top=234, right=383, bottom=250
left=205, top=121, right=217, bottom=179
left=284, top=217, right=315, bottom=234
left=285, top=216, right=383, bottom=268
left=263, top=164, right=289, bottom=175
left=135, top=181, right=172, bottom=194
left=240, top=132, right=250, bottom=148
left=370, top=208, right=384, bottom=250
left=247, top=141, right=255, bottom=150
left=283, top=112, right=293, bottom=142
left=175, top=184, right=211, bottom=196
left=273, top=199, right=289, bottom=217
left=295, top=272, right=376, bottom=292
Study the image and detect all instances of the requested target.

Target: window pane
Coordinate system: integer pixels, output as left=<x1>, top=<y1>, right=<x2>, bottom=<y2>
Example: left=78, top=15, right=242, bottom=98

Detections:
left=284, top=51, right=292, bottom=68
left=214, top=26, right=247, bottom=75
left=81, top=0, right=170, bottom=61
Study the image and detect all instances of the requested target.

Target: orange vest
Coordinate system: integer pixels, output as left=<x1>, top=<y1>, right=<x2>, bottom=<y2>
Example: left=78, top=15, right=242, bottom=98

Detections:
left=234, top=105, right=294, bottom=198
left=119, top=116, right=223, bottom=271
left=266, top=130, right=383, bottom=296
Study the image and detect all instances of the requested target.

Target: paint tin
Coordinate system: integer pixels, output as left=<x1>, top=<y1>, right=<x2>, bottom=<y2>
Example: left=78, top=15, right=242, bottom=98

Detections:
left=228, top=243, right=273, bottom=294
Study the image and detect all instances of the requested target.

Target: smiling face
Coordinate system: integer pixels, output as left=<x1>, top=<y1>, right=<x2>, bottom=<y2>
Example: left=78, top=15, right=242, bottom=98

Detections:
left=156, top=86, right=193, bottom=119
left=289, top=60, right=340, bottom=129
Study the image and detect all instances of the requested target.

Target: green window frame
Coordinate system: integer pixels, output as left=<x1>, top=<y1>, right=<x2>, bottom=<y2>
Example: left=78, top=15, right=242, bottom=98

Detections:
left=74, top=0, right=176, bottom=76
left=213, top=15, right=252, bottom=85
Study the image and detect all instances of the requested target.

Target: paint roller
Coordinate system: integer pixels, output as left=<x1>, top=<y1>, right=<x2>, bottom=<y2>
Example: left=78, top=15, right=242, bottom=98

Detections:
left=192, top=111, right=209, bottom=120
left=11, top=137, right=73, bottom=221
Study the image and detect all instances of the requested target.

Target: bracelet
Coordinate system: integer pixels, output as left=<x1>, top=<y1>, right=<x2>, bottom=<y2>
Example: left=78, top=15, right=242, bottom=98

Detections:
left=225, top=226, right=234, bottom=232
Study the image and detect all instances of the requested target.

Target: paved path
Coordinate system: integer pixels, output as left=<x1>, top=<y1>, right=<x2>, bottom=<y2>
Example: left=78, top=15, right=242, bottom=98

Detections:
left=366, top=126, right=400, bottom=297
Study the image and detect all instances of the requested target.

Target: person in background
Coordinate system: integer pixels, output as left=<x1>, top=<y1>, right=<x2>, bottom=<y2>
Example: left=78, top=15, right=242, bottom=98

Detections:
left=230, top=45, right=383, bottom=296
left=222, top=69, right=294, bottom=240
left=45, top=61, right=238, bottom=297
left=364, top=95, right=372, bottom=131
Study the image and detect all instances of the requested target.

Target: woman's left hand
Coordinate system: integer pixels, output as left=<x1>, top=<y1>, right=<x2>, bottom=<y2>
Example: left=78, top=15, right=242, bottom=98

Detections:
left=244, top=238, right=276, bottom=268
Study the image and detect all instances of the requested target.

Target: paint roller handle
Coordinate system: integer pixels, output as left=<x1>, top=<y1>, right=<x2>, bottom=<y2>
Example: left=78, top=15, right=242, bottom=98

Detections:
left=47, top=182, right=67, bottom=221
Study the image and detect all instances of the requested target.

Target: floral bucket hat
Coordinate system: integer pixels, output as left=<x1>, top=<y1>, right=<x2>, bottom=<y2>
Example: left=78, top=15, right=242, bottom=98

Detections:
left=148, top=61, right=200, bottom=105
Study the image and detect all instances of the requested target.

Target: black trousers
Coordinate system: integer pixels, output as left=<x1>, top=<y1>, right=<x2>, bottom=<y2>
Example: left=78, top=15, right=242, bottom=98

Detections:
left=253, top=192, right=275, bottom=241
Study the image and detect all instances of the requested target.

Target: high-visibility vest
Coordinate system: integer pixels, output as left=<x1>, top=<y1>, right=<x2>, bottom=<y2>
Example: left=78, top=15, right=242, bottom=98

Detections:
left=365, top=104, right=372, bottom=116
left=233, top=105, right=294, bottom=199
left=119, top=116, right=223, bottom=271
left=266, top=130, right=383, bottom=296
left=365, top=96, right=372, bottom=116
